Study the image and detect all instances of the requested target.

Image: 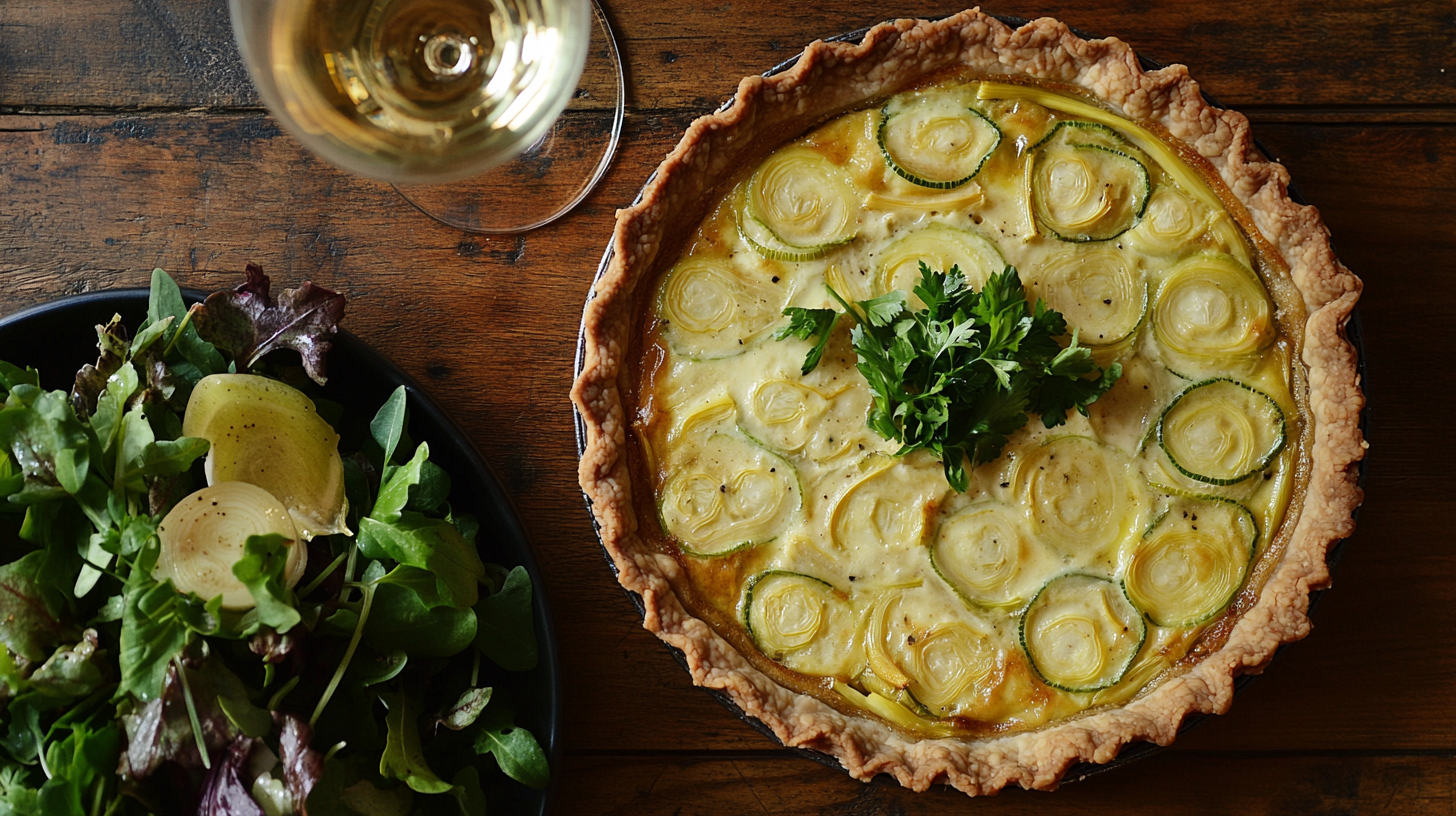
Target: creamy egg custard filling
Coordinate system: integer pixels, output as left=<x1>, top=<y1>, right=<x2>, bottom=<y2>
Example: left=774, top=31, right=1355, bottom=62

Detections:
left=632, top=77, right=1306, bottom=735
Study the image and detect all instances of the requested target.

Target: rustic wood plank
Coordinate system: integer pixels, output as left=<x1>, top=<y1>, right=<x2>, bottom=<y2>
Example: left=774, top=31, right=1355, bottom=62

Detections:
left=3, top=0, right=1455, bottom=113
left=557, top=751, right=1456, bottom=815
left=0, top=114, right=1446, bottom=763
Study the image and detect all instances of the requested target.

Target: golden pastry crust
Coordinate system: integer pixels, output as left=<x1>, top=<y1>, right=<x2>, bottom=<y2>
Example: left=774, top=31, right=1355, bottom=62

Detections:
left=571, top=9, right=1364, bottom=794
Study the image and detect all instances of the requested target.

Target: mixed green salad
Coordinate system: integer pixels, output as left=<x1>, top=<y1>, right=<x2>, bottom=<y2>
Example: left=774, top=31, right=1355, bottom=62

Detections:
left=0, top=268, right=547, bottom=815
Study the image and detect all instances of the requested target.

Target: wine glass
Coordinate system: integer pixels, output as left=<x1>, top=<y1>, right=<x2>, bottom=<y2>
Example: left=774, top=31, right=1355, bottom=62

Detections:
left=228, top=0, right=624, bottom=233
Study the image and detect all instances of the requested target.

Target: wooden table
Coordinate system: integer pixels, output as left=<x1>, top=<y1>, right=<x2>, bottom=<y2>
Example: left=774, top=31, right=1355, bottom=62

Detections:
left=0, top=1, right=1450, bottom=813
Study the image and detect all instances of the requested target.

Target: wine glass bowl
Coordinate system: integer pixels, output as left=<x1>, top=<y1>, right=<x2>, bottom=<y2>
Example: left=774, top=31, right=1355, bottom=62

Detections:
left=229, top=0, right=592, bottom=186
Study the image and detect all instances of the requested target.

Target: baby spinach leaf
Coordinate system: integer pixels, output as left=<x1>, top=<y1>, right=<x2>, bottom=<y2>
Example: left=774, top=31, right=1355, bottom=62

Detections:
left=148, top=268, right=226, bottom=377
left=0, top=552, right=73, bottom=662
left=192, top=264, right=346, bottom=386
left=473, top=566, right=537, bottom=672
left=376, top=566, right=453, bottom=610
left=358, top=514, right=484, bottom=610
left=379, top=692, right=452, bottom=795
left=472, top=702, right=548, bottom=790
left=89, top=362, right=138, bottom=461
left=370, top=386, right=408, bottom=467
left=231, top=534, right=301, bottom=634
left=364, top=583, right=476, bottom=659
left=438, top=687, right=492, bottom=731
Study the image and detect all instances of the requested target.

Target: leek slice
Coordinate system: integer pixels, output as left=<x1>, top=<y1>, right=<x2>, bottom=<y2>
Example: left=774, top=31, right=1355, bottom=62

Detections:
left=1015, top=436, right=1140, bottom=557
left=1125, top=186, right=1210, bottom=257
left=1158, top=378, right=1286, bottom=486
left=876, top=224, right=1005, bottom=297
left=741, top=571, right=859, bottom=677
left=183, top=374, right=347, bottom=539
left=1152, top=253, right=1274, bottom=362
left=659, top=256, right=784, bottom=359
left=1123, top=498, right=1256, bottom=627
left=1030, top=121, right=1150, bottom=242
left=832, top=681, right=956, bottom=736
left=1020, top=572, right=1146, bottom=693
left=156, top=482, right=305, bottom=610
left=1024, top=247, right=1146, bottom=346
left=931, top=504, right=1037, bottom=608
left=900, top=621, right=999, bottom=715
left=830, top=460, right=946, bottom=556
left=877, top=88, right=1002, bottom=188
left=660, top=432, right=799, bottom=557
left=744, top=145, right=859, bottom=250
left=864, top=593, right=912, bottom=690
left=1087, top=354, right=1158, bottom=455
left=738, top=379, right=829, bottom=455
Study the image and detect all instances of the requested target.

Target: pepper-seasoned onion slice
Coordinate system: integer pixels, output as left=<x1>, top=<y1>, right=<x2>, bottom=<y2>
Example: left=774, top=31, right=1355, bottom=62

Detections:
left=1024, top=247, right=1145, bottom=346
left=156, top=481, right=305, bottom=610
left=1152, top=253, right=1274, bottom=361
left=660, top=432, right=800, bottom=557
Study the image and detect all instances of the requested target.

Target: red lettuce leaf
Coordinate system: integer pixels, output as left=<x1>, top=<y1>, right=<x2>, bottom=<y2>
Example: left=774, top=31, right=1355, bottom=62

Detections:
left=197, top=735, right=265, bottom=816
left=193, top=264, right=345, bottom=385
left=275, top=712, right=323, bottom=808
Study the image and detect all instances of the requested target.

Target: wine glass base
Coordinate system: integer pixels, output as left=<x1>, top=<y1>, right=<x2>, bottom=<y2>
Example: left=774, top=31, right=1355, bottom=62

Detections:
left=394, top=0, right=625, bottom=234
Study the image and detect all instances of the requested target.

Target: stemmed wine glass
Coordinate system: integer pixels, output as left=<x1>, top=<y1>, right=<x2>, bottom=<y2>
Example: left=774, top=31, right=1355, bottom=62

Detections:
left=228, top=0, right=623, bottom=233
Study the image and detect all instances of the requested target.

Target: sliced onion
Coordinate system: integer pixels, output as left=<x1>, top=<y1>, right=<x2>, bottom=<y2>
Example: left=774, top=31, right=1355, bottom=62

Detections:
left=156, top=482, right=304, bottom=610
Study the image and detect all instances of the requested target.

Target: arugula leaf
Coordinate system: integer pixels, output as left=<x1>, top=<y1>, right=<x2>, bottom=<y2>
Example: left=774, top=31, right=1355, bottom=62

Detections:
left=473, top=566, right=538, bottom=672
left=0, top=552, right=74, bottom=662
left=779, top=264, right=1121, bottom=491
left=231, top=534, right=302, bottom=634
left=0, top=386, right=91, bottom=501
left=359, top=514, right=484, bottom=610
left=0, top=362, right=38, bottom=395
left=371, top=443, right=429, bottom=524
left=192, top=263, right=346, bottom=385
left=774, top=307, right=839, bottom=375
left=471, top=701, right=549, bottom=789
left=379, top=692, right=453, bottom=795
left=364, top=583, right=477, bottom=659
left=370, top=386, right=408, bottom=466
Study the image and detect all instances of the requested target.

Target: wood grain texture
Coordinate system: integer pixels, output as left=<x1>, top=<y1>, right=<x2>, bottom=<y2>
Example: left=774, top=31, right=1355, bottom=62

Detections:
left=3, top=0, right=1455, bottom=112
left=0, top=0, right=1451, bottom=811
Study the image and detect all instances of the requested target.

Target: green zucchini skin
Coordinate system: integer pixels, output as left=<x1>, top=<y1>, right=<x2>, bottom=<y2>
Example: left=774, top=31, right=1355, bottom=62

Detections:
left=1120, top=495, right=1257, bottom=628
left=876, top=97, right=1003, bottom=189
left=1156, top=377, right=1287, bottom=486
left=1018, top=571, right=1147, bottom=694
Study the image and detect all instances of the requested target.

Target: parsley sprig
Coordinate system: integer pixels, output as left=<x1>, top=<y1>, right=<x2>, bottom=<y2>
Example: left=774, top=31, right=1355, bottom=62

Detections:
left=778, top=263, right=1121, bottom=492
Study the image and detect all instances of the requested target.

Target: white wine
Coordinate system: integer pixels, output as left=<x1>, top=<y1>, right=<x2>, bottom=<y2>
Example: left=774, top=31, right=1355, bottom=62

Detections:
left=234, top=0, right=590, bottom=184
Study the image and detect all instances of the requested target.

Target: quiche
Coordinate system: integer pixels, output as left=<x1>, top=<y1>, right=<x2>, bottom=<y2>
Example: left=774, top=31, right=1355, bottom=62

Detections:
left=572, top=10, right=1364, bottom=794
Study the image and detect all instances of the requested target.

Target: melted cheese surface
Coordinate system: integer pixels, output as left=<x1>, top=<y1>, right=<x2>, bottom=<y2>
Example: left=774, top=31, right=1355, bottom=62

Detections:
left=634, top=79, right=1300, bottom=735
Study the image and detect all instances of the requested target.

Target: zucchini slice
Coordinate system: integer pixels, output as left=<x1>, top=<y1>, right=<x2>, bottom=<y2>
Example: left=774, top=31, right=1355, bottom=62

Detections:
left=1031, top=121, right=1151, bottom=242
left=877, top=89, right=1002, bottom=188
left=1123, top=497, right=1256, bottom=628
left=741, top=571, right=859, bottom=677
left=1020, top=572, right=1146, bottom=693
left=744, top=145, right=859, bottom=253
left=876, top=224, right=1006, bottom=297
left=931, top=503, right=1039, bottom=609
left=1158, top=378, right=1287, bottom=486
left=1124, top=186, right=1209, bottom=258
left=1015, top=436, right=1141, bottom=557
left=1024, top=247, right=1146, bottom=346
left=659, top=255, right=784, bottom=359
left=1152, top=253, right=1274, bottom=362
left=660, top=432, right=800, bottom=557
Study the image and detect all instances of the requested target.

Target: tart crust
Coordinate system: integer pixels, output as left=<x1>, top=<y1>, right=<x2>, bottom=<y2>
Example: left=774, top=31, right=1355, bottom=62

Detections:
left=571, top=9, right=1365, bottom=794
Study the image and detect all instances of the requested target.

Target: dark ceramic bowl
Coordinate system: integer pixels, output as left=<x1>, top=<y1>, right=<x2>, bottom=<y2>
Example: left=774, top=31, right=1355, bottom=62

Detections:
left=0, top=289, right=562, bottom=815
left=572, top=15, right=1368, bottom=790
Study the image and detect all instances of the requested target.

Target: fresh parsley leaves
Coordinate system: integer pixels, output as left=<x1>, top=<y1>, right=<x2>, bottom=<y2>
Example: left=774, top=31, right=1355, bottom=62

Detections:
left=779, top=263, right=1121, bottom=491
